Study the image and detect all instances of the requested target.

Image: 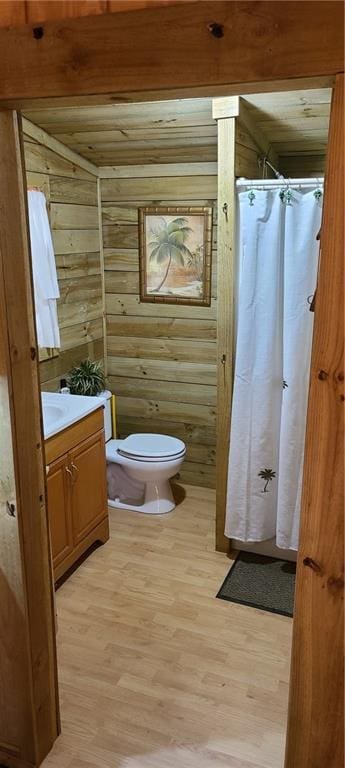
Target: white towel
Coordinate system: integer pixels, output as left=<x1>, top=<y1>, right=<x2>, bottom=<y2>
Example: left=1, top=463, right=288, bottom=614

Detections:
left=28, top=190, right=60, bottom=348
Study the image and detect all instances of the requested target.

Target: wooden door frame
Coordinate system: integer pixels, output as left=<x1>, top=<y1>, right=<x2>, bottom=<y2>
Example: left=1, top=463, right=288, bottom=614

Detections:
left=0, top=111, right=59, bottom=768
left=284, top=72, right=344, bottom=768
left=0, top=3, right=343, bottom=766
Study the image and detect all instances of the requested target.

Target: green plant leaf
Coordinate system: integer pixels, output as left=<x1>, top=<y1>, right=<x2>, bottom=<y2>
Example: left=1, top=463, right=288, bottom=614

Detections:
left=67, top=359, right=105, bottom=396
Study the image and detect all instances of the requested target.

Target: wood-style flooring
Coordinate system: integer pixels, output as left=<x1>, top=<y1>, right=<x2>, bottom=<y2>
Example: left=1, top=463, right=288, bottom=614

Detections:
left=43, top=484, right=292, bottom=768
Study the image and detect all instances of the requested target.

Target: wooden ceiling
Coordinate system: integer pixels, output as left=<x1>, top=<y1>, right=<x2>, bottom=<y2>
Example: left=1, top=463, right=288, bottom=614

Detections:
left=243, top=89, right=331, bottom=157
left=23, top=88, right=331, bottom=169
left=23, top=99, right=217, bottom=166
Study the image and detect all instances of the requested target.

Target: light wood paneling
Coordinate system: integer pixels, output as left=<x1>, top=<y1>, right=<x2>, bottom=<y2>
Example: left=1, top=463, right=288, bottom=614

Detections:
left=23, top=132, right=105, bottom=389
left=58, top=295, right=103, bottom=330
left=22, top=116, right=98, bottom=175
left=24, top=99, right=215, bottom=134
left=101, top=175, right=218, bottom=201
left=52, top=229, right=100, bottom=254
left=49, top=177, right=98, bottom=205
left=24, top=140, right=94, bottom=179
left=56, top=252, right=101, bottom=280
left=50, top=203, right=99, bottom=229
left=105, top=293, right=217, bottom=320
left=107, top=336, right=216, bottom=363
left=116, top=396, right=216, bottom=427
left=106, top=315, right=217, bottom=340
left=284, top=73, right=344, bottom=768
left=21, top=89, right=331, bottom=176
left=58, top=318, right=104, bottom=349
left=107, top=357, right=216, bottom=385
left=24, top=97, right=218, bottom=166
left=101, top=159, right=217, bottom=488
left=108, top=376, right=216, bottom=407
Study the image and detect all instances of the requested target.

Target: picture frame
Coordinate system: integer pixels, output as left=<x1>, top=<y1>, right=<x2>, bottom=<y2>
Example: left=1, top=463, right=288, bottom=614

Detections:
left=139, top=206, right=213, bottom=306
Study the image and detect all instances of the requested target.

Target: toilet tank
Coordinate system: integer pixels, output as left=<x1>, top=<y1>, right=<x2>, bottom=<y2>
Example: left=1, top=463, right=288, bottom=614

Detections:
left=97, top=389, right=112, bottom=442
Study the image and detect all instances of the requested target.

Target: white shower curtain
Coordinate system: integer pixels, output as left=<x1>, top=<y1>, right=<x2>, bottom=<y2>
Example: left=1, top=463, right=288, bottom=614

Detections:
left=225, top=187, right=322, bottom=550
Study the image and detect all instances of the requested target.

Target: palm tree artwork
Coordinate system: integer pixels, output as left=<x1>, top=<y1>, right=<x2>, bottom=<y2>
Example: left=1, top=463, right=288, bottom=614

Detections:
left=147, top=216, right=197, bottom=293
left=145, top=213, right=208, bottom=299
left=258, top=468, right=276, bottom=493
left=140, top=207, right=212, bottom=306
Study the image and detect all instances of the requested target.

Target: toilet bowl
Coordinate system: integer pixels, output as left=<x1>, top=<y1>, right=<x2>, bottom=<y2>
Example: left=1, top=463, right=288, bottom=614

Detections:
left=106, top=434, right=186, bottom=514
left=99, top=392, right=186, bottom=514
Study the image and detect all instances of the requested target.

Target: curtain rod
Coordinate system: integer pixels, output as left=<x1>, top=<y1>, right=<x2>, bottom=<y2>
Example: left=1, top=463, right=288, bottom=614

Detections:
left=236, top=177, right=324, bottom=190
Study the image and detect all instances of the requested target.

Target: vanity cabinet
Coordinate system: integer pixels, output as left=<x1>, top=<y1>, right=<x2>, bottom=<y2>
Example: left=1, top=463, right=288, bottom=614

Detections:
left=47, top=454, right=74, bottom=569
left=45, top=407, right=109, bottom=581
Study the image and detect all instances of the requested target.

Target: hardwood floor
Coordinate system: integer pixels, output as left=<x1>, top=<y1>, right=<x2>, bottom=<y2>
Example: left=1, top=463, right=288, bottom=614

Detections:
left=43, top=484, right=292, bottom=768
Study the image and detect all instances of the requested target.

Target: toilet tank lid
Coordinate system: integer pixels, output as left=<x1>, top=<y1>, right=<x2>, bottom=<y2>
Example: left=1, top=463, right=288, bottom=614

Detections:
left=121, top=433, right=185, bottom=458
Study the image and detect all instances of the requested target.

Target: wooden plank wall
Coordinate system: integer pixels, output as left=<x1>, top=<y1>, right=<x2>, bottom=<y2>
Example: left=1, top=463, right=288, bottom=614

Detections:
left=23, top=133, right=104, bottom=390
left=100, top=129, right=258, bottom=489
left=101, top=166, right=218, bottom=489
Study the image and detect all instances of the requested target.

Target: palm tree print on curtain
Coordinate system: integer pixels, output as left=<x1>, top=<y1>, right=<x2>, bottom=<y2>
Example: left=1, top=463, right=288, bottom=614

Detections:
left=258, top=468, right=276, bottom=493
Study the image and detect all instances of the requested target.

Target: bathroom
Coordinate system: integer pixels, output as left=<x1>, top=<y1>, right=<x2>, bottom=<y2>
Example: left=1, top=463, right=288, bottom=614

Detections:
left=0, top=72, right=340, bottom=768
left=26, top=89, right=328, bottom=549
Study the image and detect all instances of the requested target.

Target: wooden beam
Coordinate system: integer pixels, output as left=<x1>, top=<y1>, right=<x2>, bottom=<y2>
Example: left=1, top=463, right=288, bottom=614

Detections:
left=0, top=110, right=59, bottom=765
left=0, top=0, right=193, bottom=28
left=0, top=76, right=335, bottom=111
left=22, top=116, right=99, bottom=176
left=285, top=74, right=344, bottom=768
left=99, top=162, right=218, bottom=178
left=214, top=108, right=235, bottom=552
left=212, top=97, right=239, bottom=120
left=0, top=2, right=343, bottom=104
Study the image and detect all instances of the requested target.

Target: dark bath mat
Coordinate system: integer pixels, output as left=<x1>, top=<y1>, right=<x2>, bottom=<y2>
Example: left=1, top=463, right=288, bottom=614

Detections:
left=217, top=551, right=296, bottom=617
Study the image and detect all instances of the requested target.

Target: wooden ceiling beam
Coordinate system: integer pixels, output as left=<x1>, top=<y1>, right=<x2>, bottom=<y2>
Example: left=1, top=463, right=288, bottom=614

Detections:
left=0, top=2, right=343, bottom=106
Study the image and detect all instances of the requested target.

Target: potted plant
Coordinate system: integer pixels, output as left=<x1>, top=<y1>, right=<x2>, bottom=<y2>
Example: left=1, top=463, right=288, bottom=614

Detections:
left=67, top=359, right=105, bottom=396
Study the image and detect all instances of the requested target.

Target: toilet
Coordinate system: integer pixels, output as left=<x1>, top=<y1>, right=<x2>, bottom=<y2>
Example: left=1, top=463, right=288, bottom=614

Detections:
left=99, top=392, right=186, bottom=514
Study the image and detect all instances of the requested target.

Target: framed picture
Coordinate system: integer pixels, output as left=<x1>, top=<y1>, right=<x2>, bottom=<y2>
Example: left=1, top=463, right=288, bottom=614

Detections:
left=139, top=206, right=213, bottom=306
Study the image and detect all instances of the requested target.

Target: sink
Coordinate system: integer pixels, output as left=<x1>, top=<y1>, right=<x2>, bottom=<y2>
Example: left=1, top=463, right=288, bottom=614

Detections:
left=43, top=403, right=65, bottom=431
left=41, top=391, right=105, bottom=439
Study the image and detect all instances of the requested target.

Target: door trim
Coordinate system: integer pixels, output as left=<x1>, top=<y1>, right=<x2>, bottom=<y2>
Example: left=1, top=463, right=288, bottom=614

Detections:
left=0, top=3, right=343, bottom=765
left=0, top=110, right=59, bottom=765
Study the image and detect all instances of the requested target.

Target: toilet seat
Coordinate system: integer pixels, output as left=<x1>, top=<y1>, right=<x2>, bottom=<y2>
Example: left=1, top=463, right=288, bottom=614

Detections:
left=106, top=434, right=186, bottom=463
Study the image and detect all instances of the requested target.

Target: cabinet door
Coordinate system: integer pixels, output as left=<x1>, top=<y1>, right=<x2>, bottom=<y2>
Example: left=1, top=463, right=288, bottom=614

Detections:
left=46, top=455, right=73, bottom=568
left=69, top=429, right=107, bottom=545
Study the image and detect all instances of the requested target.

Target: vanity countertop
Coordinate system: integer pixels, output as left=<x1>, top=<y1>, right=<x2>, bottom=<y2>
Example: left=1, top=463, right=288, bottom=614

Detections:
left=41, top=391, right=105, bottom=439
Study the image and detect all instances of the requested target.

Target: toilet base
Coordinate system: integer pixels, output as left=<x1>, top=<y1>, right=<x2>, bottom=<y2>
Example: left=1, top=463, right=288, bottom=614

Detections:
left=108, top=479, right=175, bottom=515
